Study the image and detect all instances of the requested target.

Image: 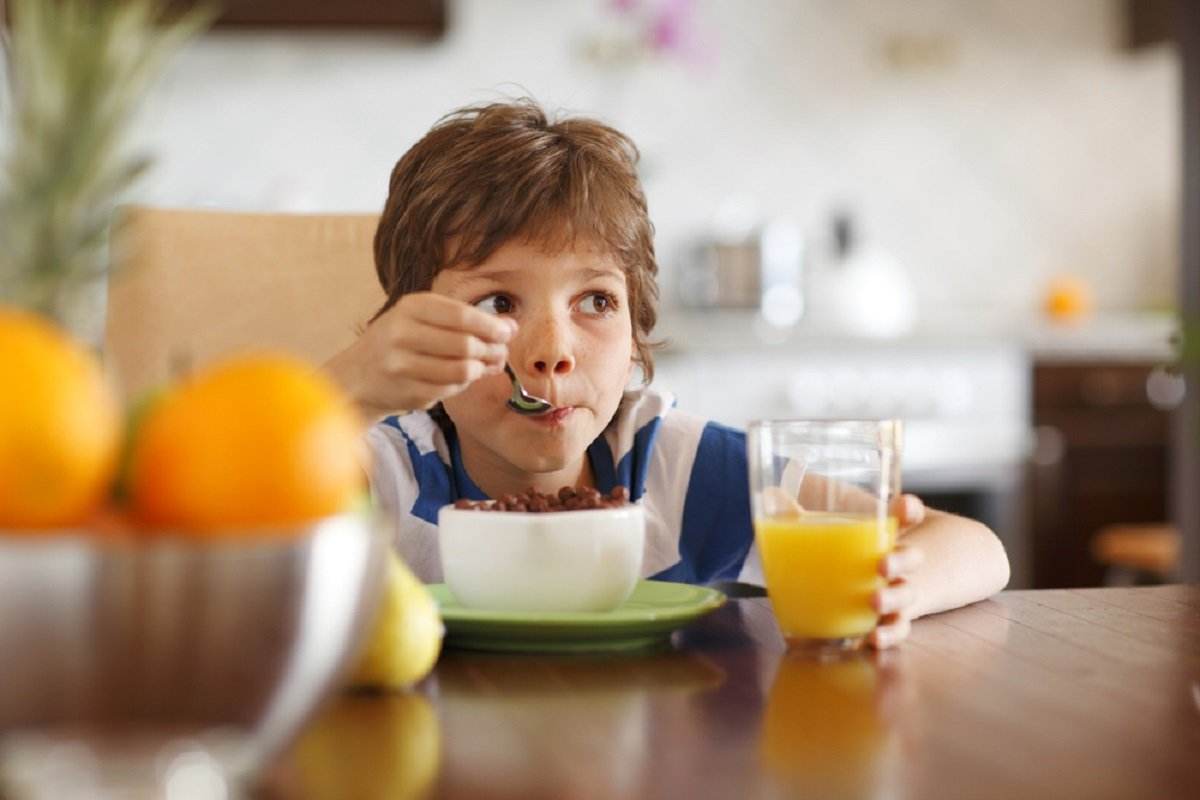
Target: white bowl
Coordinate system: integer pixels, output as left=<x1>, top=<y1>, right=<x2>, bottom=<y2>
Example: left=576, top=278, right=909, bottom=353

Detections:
left=437, top=505, right=645, bottom=613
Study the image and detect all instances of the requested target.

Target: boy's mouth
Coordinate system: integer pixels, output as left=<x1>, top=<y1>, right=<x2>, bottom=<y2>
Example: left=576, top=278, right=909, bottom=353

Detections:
left=521, top=406, right=575, bottom=426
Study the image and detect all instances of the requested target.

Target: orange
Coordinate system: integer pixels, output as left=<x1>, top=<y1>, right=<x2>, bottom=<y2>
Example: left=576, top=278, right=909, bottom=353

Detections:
left=127, top=353, right=366, bottom=534
left=0, top=307, right=122, bottom=530
left=1044, top=276, right=1092, bottom=323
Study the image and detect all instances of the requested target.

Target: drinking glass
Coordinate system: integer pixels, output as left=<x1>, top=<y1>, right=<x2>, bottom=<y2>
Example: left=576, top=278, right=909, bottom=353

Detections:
left=747, top=420, right=901, bottom=655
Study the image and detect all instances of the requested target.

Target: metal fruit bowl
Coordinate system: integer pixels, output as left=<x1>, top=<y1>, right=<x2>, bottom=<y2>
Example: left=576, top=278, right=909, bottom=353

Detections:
left=0, top=512, right=387, bottom=797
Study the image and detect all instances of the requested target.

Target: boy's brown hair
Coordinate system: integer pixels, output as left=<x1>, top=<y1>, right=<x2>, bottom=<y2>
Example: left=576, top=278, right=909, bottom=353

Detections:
left=372, top=98, right=660, bottom=382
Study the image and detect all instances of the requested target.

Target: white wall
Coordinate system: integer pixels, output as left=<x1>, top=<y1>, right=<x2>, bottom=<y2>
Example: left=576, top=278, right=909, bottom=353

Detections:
left=126, top=0, right=1177, bottom=314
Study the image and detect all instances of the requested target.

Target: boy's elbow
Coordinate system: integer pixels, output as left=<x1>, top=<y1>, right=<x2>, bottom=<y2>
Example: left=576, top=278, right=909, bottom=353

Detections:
left=978, top=520, right=1011, bottom=594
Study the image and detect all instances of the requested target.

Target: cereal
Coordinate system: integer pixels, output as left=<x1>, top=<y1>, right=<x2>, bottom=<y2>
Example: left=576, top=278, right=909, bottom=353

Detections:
left=453, top=485, right=631, bottom=512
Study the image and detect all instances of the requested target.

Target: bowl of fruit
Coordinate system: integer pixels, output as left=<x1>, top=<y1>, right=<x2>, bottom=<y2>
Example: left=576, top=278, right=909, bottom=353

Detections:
left=0, top=309, right=392, bottom=798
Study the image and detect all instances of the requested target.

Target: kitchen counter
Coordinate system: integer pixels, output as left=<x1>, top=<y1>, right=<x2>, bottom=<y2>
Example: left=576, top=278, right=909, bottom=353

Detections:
left=654, top=309, right=1179, bottom=363
left=1019, top=312, right=1178, bottom=363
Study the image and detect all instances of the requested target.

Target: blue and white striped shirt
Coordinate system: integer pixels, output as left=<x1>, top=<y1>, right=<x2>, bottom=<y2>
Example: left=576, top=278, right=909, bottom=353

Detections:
left=365, top=387, right=758, bottom=586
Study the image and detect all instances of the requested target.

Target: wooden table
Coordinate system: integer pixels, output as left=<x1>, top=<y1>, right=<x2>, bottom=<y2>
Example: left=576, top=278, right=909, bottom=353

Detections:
left=271, top=586, right=1200, bottom=800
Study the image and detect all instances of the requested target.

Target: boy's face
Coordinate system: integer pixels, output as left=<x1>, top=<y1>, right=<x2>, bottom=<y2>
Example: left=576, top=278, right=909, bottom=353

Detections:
left=433, top=238, right=635, bottom=491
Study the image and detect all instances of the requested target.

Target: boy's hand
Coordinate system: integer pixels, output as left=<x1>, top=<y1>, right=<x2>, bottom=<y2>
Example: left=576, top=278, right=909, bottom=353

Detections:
left=869, top=493, right=926, bottom=649
left=325, top=292, right=515, bottom=421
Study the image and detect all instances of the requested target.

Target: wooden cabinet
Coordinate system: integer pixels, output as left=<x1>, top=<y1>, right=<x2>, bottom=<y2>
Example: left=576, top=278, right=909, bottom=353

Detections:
left=1126, top=0, right=1174, bottom=50
left=1030, top=362, right=1175, bottom=587
left=165, top=0, right=448, bottom=34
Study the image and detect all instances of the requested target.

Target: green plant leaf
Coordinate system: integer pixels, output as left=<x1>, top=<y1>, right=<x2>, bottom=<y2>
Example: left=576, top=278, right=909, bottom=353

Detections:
left=0, top=0, right=217, bottom=326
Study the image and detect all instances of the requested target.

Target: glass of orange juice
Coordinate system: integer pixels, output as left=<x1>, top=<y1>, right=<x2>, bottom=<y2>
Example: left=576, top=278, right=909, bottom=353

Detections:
left=747, top=420, right=901, bottom=655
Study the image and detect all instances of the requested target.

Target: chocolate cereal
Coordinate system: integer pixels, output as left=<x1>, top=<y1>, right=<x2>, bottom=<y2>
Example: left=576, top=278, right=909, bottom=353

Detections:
left=454, top=485, right=630, bottom=512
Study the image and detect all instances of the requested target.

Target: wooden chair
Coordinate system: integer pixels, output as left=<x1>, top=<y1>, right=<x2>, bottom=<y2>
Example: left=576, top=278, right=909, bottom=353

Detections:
left=1089, top=523, right=1181, bottom=585
left=104, top=206, right=384, bottom=398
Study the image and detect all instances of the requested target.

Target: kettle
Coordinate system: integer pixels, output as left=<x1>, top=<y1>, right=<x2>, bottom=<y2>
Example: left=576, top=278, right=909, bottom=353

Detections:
left=808, top=213, right=917, bottom=338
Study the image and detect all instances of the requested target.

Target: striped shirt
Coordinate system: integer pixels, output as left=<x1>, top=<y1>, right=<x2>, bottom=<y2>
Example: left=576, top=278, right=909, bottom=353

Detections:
left=365, top=387, right=759, bottom=586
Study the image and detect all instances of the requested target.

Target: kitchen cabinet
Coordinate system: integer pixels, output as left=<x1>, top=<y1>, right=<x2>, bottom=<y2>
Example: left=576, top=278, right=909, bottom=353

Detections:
left=1126, top=0, right=1173, bottom=50
left=164, top=0, right=447, bottom=34
left=1030, top=361, right=1176, bottom=587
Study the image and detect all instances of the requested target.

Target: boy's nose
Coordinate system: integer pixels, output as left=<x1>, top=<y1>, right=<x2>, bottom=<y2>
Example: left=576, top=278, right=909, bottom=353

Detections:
left=531, top=353, right=575, bottom=376
left=522, top=313, right=575, bottom=377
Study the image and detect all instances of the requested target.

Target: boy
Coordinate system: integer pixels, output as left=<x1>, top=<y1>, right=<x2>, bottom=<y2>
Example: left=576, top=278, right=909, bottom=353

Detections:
left=324, top=99, right=1010, bottom=648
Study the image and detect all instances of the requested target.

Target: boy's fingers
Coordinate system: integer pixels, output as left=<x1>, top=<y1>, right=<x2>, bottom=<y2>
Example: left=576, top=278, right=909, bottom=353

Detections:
left=873, top=581, right=915, bottom=615
left=904, top=494, right=926, bottom=525
left=406, top=324, right=509, bottom=361
left=388, top=352, right=496, bottom=387
left=890, top=494, right=925, bottom=527
left=879, top=544, right=924, bottom=578
left=869, top=614, right=911, bottom=650
left=403, top=292, right=517, bottom=343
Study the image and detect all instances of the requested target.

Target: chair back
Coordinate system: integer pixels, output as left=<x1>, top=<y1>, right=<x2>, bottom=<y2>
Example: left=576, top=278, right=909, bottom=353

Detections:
left=104, top=206, right=384, bottom=396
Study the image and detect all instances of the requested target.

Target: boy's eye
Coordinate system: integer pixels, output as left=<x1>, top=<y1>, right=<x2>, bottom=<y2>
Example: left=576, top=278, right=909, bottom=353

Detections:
left=577, top=292, right=616, bottom=316
left=474, top=294, right=514, bottom=315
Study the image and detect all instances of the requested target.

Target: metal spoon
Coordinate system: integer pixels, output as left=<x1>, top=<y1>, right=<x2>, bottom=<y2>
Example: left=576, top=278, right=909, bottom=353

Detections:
left=504, top=363, right=552, bottom=415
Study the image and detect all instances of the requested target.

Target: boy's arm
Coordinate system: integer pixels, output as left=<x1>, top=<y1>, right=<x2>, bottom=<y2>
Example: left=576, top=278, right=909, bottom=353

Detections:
left=898, top=509, right=1011, bottom=619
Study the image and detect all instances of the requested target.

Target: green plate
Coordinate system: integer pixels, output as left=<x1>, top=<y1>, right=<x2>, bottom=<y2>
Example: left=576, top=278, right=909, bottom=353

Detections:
left=430, top=580, right=726, bottom=654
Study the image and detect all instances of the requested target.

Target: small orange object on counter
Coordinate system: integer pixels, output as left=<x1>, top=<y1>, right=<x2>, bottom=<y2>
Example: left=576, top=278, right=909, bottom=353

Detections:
left=1043, top=275, right=1093, bottom=323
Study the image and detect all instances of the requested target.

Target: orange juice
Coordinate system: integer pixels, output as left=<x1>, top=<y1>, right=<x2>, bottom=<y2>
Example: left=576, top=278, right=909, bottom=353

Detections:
left=755, top=512, right=895, bottom=642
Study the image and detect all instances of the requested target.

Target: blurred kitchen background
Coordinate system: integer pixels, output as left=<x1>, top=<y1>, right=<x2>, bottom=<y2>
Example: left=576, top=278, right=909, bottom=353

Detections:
left=18, top=0, right=1193, bottom=588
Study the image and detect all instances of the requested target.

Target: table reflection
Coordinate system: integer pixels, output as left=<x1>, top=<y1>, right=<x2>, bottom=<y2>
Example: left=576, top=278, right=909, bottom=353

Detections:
left=759, top=653, right=905, bottom=799
left=434, top=650, right=727, bottom=798
left=285, top=691, right=440, bottom=800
